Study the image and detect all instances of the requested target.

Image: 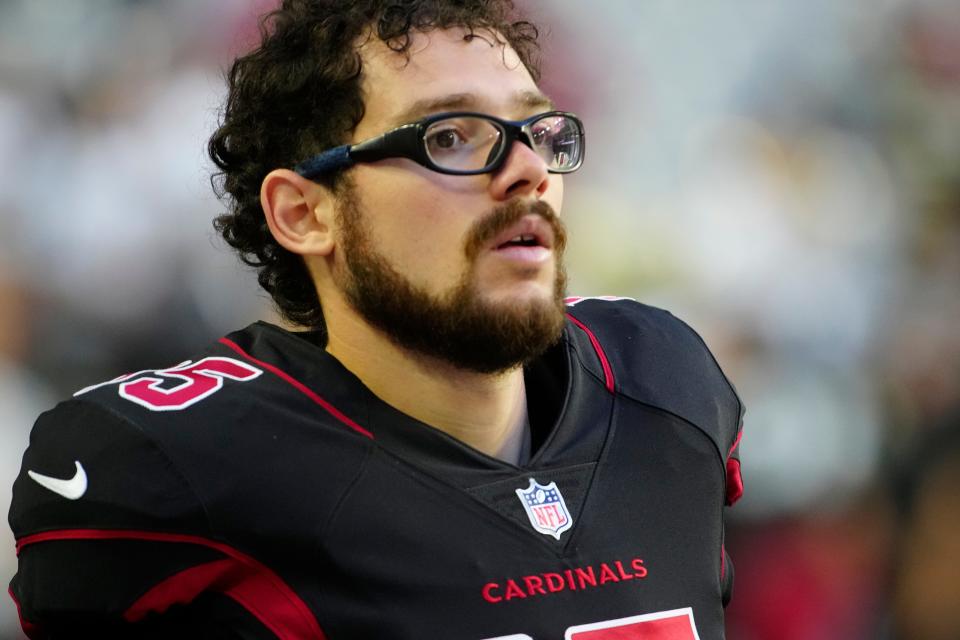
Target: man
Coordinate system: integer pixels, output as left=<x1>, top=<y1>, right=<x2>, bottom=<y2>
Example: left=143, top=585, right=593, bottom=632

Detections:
left=8, top=1, right=744, bottom=638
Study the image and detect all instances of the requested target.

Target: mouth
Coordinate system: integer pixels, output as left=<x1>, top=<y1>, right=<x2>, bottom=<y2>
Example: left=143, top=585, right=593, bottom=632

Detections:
left=489, top=216, right=554, bottom=266
left=491, top=215, right=555, bottom=253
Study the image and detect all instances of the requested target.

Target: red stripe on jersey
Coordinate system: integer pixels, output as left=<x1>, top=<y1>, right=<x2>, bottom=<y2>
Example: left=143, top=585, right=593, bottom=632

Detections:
left=8, top=586, right=42, bottom=639
left=125, top=558, right=314, bottom=638
left=728, top=428, right=743, bottom=457
left=725, top=457, right=744, bottom=506
left=124, top=559, right=236, bottom=622
left=218, top=337, right=373, bottom=439
left=725, top=429, right=744, bottom=505
left=16, top=529, right=326, bottom=640
left=565, top=314, right=615, bottom=393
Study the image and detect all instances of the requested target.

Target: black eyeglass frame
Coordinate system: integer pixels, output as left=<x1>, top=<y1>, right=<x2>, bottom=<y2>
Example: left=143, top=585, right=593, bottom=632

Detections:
left=294, top=110, right=585, bottom=179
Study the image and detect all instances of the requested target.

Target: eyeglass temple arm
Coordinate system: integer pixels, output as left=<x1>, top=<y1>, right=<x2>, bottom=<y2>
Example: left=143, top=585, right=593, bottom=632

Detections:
left=350, top=123, right=423, bottom=165
left=294, top=146, right=354, bottom=178
left=293, top=132, right=397, bottom=177
left=295, top=124, right=423, bottom=178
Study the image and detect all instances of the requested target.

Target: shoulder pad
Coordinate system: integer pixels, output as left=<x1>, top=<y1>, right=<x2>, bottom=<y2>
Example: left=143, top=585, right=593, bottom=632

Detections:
left=565, top=297, right=743, bottom=459
left=11, top=399, right=207, bottom=538
left=71, top=350, right=265, bottom=417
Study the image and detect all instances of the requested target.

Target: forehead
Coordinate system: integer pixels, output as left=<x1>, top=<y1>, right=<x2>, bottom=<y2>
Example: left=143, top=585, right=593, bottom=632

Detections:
left=355, top=28, right=546, bottom=136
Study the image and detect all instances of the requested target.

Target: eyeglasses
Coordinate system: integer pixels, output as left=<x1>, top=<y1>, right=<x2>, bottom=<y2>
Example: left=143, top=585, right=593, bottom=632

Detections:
left=294, top=111, right=585, bottom=178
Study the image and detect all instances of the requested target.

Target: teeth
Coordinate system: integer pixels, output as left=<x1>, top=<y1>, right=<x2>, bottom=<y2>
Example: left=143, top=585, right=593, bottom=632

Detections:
left=500, top=233, right=540, bottom=248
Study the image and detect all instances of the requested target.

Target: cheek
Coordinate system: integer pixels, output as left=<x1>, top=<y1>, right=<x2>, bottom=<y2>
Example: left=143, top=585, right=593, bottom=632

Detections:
left=353, top=176, right=474, bottom=283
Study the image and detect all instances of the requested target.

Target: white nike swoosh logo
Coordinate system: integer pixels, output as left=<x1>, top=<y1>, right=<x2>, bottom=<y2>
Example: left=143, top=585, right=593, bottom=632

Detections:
left=28, top=461, right=88, bottom=500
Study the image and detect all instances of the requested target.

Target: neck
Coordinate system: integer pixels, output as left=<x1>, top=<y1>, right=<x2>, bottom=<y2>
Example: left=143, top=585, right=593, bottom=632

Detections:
left=323, top=297, right=529, bottom=460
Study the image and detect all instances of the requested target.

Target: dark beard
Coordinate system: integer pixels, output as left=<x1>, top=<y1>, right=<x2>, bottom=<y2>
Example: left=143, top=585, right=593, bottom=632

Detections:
left=334, top=191, right=568, bottom=374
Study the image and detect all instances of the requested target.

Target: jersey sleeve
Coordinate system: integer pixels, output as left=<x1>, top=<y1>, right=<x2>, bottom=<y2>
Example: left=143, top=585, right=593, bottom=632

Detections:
left=7, top=399, right=267, bottom=638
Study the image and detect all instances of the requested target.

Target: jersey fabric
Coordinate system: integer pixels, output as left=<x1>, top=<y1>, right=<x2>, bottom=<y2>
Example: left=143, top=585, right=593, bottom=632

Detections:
left=9, top=298, right=744, bottom=640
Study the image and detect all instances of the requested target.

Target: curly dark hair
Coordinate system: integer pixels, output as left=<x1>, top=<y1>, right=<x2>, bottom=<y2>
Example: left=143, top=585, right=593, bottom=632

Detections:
left=208, top=0, right=541, bottom=330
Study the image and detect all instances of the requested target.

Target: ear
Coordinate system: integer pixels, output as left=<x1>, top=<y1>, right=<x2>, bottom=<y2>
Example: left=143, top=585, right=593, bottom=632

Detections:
left=260, top=169, right=336, bottom=257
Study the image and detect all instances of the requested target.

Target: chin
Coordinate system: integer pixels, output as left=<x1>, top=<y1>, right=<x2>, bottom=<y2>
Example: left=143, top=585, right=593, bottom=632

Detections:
left=482, top=285, right=555, bottom=310
left=485, top=268, right=559, bottom=299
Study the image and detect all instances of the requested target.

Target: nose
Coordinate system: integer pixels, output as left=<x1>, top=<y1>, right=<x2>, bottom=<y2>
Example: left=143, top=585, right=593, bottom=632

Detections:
left=487, top=140, right=551, bottom=201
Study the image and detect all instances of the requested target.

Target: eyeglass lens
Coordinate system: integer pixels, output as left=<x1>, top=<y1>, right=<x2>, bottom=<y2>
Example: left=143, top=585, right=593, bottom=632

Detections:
left=422, top=115, right=581, bottom=172
left=424, top=117, right=504, bottom=172
left=529, top=115, right=581, bottom=171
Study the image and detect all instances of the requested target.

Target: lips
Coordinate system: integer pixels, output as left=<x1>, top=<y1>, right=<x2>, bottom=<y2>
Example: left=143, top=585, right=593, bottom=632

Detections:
left=463, top=199, right=565, bottom=263
left=491, top=215, right=555, bottom=252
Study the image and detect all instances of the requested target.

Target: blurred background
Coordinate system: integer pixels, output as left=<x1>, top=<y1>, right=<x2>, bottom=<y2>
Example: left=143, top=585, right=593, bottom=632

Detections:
left=1, top=0, right=958, bottom=638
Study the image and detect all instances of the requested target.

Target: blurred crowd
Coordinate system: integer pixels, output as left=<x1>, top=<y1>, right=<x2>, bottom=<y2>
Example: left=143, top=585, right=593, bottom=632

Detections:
left=1, top=0, right=958, bottom=638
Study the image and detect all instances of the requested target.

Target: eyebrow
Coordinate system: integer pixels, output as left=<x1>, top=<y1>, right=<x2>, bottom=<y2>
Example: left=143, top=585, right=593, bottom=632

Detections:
left=389, top=91, right=556, bottom=127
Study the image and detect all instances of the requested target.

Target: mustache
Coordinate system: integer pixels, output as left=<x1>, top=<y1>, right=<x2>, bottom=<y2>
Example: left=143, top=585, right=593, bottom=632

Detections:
left=463, top=199, right=568, bottom=261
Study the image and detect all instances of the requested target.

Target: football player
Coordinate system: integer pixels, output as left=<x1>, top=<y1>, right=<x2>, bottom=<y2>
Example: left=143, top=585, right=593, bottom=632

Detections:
left=9, top=1, right=744, bottom=638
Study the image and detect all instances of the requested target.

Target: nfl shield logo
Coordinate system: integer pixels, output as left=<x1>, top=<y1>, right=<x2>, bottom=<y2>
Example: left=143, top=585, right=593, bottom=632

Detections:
left=515, top=478, right=573, bottom=540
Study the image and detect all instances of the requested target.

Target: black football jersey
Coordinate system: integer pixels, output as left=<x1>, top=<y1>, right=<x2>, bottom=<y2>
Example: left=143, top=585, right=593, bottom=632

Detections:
left=9, top=298, right=744, bottom=639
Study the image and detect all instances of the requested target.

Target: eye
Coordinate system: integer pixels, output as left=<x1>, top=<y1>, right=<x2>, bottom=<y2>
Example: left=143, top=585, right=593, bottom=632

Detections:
left=423, top=117, right=503, bottom=171
left=427, top=127, right=466, bottom=150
